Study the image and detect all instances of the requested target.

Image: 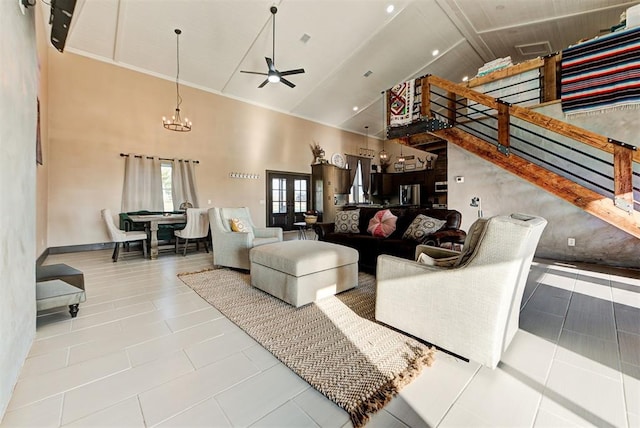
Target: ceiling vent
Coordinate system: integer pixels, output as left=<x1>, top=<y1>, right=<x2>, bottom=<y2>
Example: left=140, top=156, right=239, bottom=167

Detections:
left=515, top=41, right=552, bottom=57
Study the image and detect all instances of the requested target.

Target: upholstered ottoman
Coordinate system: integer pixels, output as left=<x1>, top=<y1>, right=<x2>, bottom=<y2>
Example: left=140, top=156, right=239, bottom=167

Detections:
left=250, top=240, right=359, bottom=307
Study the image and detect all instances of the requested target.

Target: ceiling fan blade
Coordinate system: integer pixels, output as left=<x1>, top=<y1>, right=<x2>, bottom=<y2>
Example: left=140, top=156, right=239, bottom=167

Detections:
left=280, top=77, right=296, bottom=88
left=265, top=57, right=276, bottom=72
left=240, top=70, right=268, bottom=76
left=280, top=68, right=305, bottom=76
left=258, top=79, right=269, bottom=88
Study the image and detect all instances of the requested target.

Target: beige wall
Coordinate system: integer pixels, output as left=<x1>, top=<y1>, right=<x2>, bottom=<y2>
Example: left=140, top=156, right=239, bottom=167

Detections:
left=36, top=3, right=49, bottom=257
left=1, top=5, right=38, bottom=418
left=47, top=52, right=385, bottom=247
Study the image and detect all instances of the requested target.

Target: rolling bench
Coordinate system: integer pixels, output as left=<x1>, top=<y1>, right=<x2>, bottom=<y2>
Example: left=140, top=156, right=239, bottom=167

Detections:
left=36, top=264, right=86, bottom=318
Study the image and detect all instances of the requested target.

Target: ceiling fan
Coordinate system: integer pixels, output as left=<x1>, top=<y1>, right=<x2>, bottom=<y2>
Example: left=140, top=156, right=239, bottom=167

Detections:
left=240, top=6, right=305, bottom=88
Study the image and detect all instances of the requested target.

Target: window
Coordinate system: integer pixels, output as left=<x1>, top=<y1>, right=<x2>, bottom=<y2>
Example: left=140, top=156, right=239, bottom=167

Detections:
left=272, top=178, right=287, bottom=214
left=294, top=179, right=308, bottom=213
left=349, top=161, right=365, bottom=204
left=161, top=162, right=173, bottom=211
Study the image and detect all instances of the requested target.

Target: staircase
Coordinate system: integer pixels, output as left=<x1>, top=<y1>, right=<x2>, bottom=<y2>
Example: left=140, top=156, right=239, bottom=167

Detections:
left=385, top=73, right=640, bottom=240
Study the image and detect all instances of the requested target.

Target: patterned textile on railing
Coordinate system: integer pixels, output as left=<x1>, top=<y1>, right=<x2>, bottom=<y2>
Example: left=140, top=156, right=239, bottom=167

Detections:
left=561, top=26, right=640, bottom=116
left=389, top=79, right=416, bottom=126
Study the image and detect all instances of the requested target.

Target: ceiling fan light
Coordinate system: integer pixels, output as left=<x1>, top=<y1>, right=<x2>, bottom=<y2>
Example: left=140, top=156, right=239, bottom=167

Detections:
left=268, top=73, right=280, bottom=83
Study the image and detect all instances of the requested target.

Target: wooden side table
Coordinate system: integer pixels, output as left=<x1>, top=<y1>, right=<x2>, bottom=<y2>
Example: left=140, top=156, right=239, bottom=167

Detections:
left=36, top=279, right=86, bottom=318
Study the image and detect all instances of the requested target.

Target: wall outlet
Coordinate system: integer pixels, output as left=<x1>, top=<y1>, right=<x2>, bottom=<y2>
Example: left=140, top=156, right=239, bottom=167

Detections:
left=567, top=238, right=576, bottom=247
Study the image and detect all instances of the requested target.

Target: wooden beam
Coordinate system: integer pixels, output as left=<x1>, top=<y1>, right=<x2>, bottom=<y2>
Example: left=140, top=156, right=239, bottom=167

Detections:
left=614, top=144, right=634, bottom=208
left=498, top=101, right=510, bottom=151
left=422, top=78, right=430, bottom=117
left=432, top=127, right=640, bottom=239
left=543, top=53, right=561, bottom=102
left=447, top=91, right=456, bottom=125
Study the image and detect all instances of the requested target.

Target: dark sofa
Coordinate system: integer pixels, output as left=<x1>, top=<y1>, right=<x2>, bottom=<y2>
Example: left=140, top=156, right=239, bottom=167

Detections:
left=313, top=206, right=466, bottom=272
left=119, top=210, right=185, bottom=243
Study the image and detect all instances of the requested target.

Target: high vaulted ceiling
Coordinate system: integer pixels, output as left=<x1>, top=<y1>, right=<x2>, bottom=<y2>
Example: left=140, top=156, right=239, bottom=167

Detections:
left=48, top=0, right=637, bottom=138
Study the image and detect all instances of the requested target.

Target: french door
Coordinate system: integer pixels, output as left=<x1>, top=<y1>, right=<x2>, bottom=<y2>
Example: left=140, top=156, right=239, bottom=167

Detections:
left=266, top=171, right=310, bottom=230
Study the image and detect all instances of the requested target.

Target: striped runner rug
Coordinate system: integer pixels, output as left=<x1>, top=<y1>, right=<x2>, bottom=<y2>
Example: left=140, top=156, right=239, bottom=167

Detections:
left=561, top=26, right=640, bottom=115
left=178, top=269, right=435, bottom=427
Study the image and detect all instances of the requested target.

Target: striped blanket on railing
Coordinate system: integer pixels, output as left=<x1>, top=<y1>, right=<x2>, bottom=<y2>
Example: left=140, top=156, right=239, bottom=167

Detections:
left=561, top=26, right=640, bottom=116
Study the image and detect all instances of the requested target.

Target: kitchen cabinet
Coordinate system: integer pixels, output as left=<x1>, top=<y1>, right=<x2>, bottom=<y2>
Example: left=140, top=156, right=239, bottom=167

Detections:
left=311, top=163, right=351, bottom=222
left=370, top=170, right=438, bottom=205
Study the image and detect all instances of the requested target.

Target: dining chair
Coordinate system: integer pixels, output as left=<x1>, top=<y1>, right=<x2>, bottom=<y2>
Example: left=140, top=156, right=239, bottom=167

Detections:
left=174, top=208, right=210, bottom=256
left=101, top=208, right=148, bottom=262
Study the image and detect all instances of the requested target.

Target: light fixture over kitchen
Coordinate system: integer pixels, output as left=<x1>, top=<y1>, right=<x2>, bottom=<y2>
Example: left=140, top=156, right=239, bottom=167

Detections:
left=359, top=126, right=375, bottom=158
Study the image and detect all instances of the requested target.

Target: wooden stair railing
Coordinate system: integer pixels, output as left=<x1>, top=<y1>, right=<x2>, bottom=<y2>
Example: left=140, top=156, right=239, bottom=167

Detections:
left=386, top=74, right=640, bottom=240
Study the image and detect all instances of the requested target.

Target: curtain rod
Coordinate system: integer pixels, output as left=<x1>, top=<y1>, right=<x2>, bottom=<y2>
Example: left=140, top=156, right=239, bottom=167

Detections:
left=119, top=153, right=199, bottom=164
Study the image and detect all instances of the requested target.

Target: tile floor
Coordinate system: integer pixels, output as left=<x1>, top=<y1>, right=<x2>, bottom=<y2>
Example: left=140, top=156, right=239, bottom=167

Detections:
left=2, top=235, right=639, bottom=427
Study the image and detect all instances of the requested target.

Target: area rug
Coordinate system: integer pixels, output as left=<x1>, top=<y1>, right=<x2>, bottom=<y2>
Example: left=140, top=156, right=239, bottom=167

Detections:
left=178, top=269, right=435, bottom=427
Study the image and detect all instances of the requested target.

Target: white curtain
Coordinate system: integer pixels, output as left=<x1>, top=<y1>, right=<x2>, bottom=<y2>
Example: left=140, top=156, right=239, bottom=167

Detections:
left=121, top=155, right=163, bottom=212
left=172, top=159, right=200, bottom=209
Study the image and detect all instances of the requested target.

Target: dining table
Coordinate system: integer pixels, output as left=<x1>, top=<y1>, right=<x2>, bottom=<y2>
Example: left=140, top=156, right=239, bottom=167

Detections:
left=128, top=213, right=186, bottom=260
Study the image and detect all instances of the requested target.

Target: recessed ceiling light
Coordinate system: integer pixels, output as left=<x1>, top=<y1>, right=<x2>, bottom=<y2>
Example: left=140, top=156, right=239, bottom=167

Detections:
left=462, top=76, right=469, bottom=82
left=386, top=4, right=395, bottom=13
left=353, top=106, right=359, bottom=111
left=432, top=49, right=439, bottom=57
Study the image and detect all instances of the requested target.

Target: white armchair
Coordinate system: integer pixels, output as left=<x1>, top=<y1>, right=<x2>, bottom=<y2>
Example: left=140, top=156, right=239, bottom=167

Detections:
left=375, top=213, right=547, bottom=369
left=209, top=207, right=283, bottom=270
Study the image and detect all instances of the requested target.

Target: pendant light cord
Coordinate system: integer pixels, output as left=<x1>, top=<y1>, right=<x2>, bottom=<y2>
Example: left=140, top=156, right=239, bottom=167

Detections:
left=272, top=10, right=276, bottom=66
left=175, top=30, right=182, bottom=110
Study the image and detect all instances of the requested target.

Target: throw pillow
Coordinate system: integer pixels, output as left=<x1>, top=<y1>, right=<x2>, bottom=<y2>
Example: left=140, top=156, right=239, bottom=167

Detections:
left=230, top=218, right=250, bottom=233
left=403, top=214, right=446, bottom=242
left=334, top=209, right=360, bottom=233
left=367, top=209, right=398, bottom=238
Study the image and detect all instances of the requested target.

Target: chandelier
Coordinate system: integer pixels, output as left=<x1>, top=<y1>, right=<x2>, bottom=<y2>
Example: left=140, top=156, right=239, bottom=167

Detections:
left=397, top=136, right=408, bottom=163
left=379, top=139, right=389, bottom=164
left=162, top=29, right=192, bottom=132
